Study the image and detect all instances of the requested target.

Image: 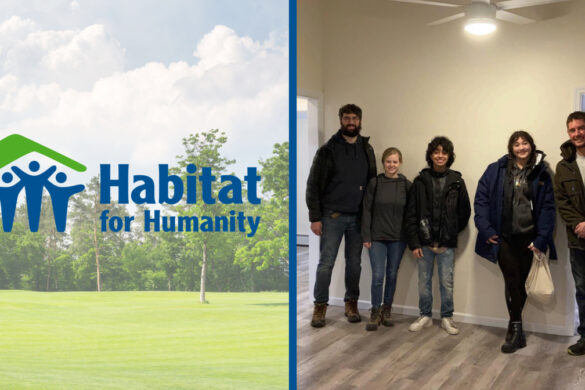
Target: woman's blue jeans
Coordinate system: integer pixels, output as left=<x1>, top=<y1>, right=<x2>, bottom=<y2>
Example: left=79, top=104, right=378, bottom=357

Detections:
left=368, top=240, right=407, bottom=309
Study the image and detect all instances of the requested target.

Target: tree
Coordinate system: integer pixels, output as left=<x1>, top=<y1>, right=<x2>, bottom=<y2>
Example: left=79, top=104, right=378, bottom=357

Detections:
left=235, top=142, right=288, bottom=291
left=156, top=231, right=183, bottom=291
left=131, top=205, right=184, bottom=291
left=70, top=176, right=129, bottom=291
left=0, top=196, right=69, bottom=291
left=172, top=129, right=235, bottom=302
left=37, top=196, right=68, bottom=291
left=0, top=211, right=26, bottom=289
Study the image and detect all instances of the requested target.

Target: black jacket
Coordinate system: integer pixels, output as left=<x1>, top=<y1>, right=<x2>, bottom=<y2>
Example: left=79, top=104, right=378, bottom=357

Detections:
left=405, top=168, right=471, bottom=249
left=306, top=130, right=377, bottom=222
left=554, top=140, right=585, bottom=250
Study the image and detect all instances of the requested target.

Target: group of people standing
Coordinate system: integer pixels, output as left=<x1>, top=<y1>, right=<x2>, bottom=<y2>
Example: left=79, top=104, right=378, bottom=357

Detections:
left=306, top=104, right=585, bottom=357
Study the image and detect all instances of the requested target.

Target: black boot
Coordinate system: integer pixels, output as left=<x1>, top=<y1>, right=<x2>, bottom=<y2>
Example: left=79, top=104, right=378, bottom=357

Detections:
left=501, top=321, right=526, bottom=353
left=505, top=320, right=513, bottom=343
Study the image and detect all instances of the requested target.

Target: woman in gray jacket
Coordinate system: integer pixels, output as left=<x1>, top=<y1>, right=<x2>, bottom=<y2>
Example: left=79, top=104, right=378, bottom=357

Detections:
left=362, top=147, right=411, bottom=331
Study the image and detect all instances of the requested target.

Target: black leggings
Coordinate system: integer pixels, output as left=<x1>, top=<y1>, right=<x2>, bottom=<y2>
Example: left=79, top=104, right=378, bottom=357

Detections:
left=498, top=235, right=534, bottom=322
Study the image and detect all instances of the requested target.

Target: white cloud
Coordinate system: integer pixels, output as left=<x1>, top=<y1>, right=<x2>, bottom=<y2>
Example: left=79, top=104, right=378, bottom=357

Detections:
left=194, top=25, right=261, bottom=71
left=0, top=20, right=288, bottom=181
left=0, top=15, right=36, bottom=38
left=0, top=17, right=124, bottom=89
left=41, top=24, right=125, bottom=85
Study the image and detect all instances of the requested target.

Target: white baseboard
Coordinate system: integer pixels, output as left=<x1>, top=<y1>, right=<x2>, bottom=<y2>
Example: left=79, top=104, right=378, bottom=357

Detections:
left=328, top=297, right=574, bottom=336
left=297, top=234, right=309, bottom=246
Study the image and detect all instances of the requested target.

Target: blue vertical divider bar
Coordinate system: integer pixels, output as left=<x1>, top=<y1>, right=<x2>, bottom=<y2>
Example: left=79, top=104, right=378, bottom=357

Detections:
left=289, top=0, right=297, bottom=389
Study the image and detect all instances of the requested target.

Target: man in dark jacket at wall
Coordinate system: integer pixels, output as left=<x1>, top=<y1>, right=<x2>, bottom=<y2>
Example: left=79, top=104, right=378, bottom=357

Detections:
left=554, top=111, right=585, bottom=356
left=306, top=103, right=377, bottom=327
left=404, top=136, right=470, bottom=335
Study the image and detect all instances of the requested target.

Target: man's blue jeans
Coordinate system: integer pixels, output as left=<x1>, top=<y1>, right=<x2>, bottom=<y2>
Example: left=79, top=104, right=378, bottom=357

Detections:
left=313, top=212, right=362, bottom=304
left=368, top=240, right=407, bottom=309
left=417, top=247, right=455, bottom=318
left=570, top=248, right=585, bottom=337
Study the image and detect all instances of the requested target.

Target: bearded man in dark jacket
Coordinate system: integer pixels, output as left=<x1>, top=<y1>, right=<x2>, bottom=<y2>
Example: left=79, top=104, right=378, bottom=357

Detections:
left=554, top=111, right=585, bottom=356
left=306, top=104, right=377, bottom=327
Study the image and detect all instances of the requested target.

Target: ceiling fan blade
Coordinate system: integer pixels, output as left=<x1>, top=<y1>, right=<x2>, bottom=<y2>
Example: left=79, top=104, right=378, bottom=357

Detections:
left=495, top=9, right=535, bottom=23
left=427, top=12, right=465, bottom=26
left=390, top=0, right=461, bottom=7
left=496, top=0, right=569, bottom=11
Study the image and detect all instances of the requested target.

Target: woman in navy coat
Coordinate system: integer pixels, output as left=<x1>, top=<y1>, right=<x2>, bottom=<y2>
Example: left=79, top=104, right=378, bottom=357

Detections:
left=474, top=130, right=556, bottom=354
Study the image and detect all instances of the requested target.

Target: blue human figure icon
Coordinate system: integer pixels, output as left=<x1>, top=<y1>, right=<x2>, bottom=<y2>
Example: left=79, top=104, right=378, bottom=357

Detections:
left=0, top=171, right=25, bottom=232
left=11, top=161, right=57, bottom=232
left=44, top=172, right=85, bottom=232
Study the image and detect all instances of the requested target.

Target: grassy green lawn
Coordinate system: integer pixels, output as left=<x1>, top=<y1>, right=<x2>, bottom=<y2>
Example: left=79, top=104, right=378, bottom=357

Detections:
left=0, top=290, right=287, bottom=390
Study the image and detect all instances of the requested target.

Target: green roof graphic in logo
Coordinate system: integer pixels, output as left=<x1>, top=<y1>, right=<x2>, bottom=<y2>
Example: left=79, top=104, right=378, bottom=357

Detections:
left=0, top=134, right=86, bottom=172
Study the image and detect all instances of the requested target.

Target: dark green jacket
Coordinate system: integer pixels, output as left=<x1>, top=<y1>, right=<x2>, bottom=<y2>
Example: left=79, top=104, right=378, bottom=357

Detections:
left=554, top=140, right=585, bottom=249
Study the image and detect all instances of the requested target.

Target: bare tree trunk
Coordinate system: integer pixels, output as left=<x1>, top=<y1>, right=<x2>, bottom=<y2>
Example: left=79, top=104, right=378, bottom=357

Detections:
left=168, top=278, right=172, bottom=291
left=94, top=200, right=101, bottom=292
left=46, top=256, right=51, bottom=291
left=46, top=232, right=55, bottom=291
left=94, top=222, right=101, bottom=292
left=200, top=241, right=207, bottom=303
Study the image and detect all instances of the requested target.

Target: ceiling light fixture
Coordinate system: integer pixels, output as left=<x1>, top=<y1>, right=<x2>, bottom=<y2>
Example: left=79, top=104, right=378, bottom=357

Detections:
left=391, top=0, right=571, bottom=35
left=465, top=19, right=496, bottom=35
left=464, top=2, right=496, bottom=35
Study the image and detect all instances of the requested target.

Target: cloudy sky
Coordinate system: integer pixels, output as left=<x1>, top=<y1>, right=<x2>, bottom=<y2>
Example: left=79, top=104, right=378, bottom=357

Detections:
left=0, top=0, right=289, bottom=187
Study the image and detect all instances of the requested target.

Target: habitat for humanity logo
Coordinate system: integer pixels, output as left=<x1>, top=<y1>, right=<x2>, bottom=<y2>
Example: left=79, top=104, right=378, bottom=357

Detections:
left=0, top=134, right=86, bottom=233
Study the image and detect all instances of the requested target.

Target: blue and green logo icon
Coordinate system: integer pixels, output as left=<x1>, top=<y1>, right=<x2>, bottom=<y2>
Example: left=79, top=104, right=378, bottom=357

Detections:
left=0, top=134, right=86, bottom=232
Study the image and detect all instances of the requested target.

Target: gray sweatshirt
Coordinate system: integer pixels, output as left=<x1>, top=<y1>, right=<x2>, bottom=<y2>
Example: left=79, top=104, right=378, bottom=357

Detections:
left=361, top=173, right=411, bottom=242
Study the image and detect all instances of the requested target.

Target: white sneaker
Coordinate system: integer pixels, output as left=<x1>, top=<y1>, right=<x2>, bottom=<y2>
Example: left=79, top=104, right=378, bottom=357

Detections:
left=441, top=317, right=459, bottom=335
left=409, top=316, right=432, bottom=332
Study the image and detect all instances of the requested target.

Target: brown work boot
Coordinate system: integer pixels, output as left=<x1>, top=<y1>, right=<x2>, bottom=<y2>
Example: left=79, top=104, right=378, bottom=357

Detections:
left=365, top=307, right=381, bottom=331
left=381, top=304, right=394, bottom=327
left=311, top=303, right=327, bottom=328
left=344, top=300, right=361, bottom=323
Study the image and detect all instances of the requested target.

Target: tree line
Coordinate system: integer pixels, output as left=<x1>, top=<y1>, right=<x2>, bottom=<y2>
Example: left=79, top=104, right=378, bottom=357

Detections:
left=0, top=130, right=288, bottom=297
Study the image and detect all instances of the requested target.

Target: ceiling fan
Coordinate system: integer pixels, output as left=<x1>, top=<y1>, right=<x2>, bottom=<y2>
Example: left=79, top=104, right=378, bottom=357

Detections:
left=390, top=0, right=570, bottom=35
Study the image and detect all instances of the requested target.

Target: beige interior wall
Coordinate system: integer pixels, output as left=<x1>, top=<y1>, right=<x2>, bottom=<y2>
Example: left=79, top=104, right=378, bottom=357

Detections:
left=297, top=1, right=324, bottom=241
left=299, top=0, right=585, bottom=335
left=297, top=0, right=323, bottom=95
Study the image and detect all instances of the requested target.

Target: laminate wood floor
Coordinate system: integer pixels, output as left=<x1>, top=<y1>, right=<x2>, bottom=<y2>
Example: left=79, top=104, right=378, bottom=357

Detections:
left=296, top=246, right=585, bottom=390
